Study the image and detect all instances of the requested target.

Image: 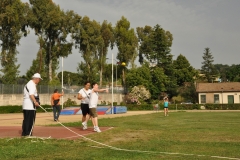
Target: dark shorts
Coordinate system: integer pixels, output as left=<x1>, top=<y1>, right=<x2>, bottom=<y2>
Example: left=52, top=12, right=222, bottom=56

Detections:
left=89, top=108, right=98, bottom=118
left=164, top=107, right=168, bottom=108
left=80, top=103, right=90, bottom=116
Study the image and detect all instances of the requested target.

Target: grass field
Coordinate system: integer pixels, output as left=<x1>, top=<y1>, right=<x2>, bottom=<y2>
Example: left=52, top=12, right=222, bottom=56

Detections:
left=0, top=112, right=240, bottom=160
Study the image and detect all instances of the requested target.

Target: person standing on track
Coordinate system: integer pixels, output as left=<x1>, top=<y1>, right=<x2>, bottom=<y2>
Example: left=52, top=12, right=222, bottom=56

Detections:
left=21, top=73, right=42, bottom=137
left=78, top=81, right=91, bottom=130
left=89, top=82, right=108, bottom=133
left=51, top=89, right=64, bottom=121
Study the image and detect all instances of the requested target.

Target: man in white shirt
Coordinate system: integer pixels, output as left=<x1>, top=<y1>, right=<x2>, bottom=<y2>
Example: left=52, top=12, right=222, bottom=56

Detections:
left=77, top=81, right=91, bottom=130
left=89, top=82, right=108, bottom=133
left=21, top=73, right=42, bottom=136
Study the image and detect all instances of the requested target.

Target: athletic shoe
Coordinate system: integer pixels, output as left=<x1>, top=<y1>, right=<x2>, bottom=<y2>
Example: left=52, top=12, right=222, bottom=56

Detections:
left=82, top=122, right=87, bottom=130
left=94, top=127, right=101, bottom=133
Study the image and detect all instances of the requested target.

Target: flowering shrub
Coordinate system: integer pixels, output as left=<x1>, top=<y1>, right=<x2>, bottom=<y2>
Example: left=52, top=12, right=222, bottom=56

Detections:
left=128, top=85, right=151, bottom=105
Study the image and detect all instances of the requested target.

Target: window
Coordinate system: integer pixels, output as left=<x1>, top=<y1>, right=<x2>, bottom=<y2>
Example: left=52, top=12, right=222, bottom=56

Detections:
left=228, top=95, right=234, bottom=104
left=214, top=94, right=219, bottom=103
left=200, top=95, right=206, bottom=103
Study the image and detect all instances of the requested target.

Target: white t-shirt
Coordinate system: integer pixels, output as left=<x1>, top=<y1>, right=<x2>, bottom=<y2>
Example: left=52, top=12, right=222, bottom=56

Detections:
left=78, top=88, right=91, bottom=104
left=89, top=91, right=98, bottom=108
left=22, top=80, right=38, bottom=110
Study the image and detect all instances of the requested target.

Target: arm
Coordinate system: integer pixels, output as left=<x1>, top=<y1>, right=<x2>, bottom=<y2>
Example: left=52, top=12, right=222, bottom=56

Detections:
left=30, top=94, right=40, bottom=107
left=60, top=90, right=64, bottom=96
left=77, top=93, right=84, bottom=100
left=93, top=88, right=108, bottom=93
left=51, top=95, right=54, bottom=106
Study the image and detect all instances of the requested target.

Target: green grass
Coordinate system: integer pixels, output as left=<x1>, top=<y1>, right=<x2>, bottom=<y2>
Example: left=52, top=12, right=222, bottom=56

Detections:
left=1, top=112, right=240, bottom=160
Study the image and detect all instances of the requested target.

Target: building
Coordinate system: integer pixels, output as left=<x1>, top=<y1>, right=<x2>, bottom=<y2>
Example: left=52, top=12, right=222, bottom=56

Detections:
left=196, top=82, right=240, bottom=104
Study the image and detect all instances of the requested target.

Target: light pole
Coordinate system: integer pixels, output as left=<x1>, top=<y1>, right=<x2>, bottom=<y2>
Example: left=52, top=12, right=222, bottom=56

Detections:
left=111, top=53, right=114, bottom=114
left=61, top=57, right=64, bottom=110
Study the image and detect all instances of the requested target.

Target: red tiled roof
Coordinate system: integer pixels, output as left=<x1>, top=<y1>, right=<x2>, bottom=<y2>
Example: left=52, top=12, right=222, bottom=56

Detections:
left=196, top=82, right=240, bottom=92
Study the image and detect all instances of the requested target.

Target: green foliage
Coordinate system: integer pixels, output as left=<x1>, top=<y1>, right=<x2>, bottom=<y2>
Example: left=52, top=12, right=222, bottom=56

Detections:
left=137, top=24, right=173, bottom=73
left=126, top=62, right=172, bottom=99
left=179, top=82, right=198, bottom=104
left=226, top=64, right=240, bottom=82
left=57, top=71, right=82, bottom=86
left=0, top=105, right=52, bottom=114
left=0, top=0, right=29, bottom=84
left=29, top=0, right=76, bottom=82
left=201, top=48, right=218, bottom=82
left=63, top=98, right=77, bottom=107
left=75, top=16, right=103, bottom=83
left=173, top=54, right=198, bottom=86
left=115, top=16, right=138, bottom=67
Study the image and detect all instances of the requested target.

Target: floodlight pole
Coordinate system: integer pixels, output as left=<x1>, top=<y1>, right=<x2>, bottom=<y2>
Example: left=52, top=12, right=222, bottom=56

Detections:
left=61, top=57, right=64, bottom=110
left=111, top=53, right=114, bottom=114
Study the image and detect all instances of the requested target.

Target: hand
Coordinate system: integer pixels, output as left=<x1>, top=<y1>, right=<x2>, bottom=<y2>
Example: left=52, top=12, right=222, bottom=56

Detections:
left=105, top=89, right=109, bottom=93
left=35, top=102, right=40, bottom=107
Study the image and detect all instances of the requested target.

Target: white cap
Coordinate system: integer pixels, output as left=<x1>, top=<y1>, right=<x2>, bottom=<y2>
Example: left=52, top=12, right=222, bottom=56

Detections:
left=32, top=73, right=43, bottom=80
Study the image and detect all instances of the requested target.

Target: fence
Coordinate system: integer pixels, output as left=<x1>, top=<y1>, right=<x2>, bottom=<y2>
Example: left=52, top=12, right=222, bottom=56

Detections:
left=0, top=84, right=124, bottom=94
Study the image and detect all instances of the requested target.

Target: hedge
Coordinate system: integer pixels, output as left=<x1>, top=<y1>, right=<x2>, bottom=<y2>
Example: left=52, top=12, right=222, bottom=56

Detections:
left=0, top=105, right=52, bottom=114
left=0, top=103, right=239, bottom=114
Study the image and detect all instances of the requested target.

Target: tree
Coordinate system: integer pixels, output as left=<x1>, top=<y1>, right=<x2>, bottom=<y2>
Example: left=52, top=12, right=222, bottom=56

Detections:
left=98, top=20, right=114, bottom=87
left=0, top=0, right=29, bottom=84
left=173, top=54, right=197, bottom=86
left=29, top=0, right=78, bottom=82
left=179, top=82, right=198, bottom=104
left=75, top=16, right=103, bottom=83
left=114, top=16, right=138, bottom=89
left=126, top=62, right=168, bottom=99
left=137, top=24, right=173, bottom=74
left=214, top=64, right=229, bottom=82
left=226, top=64, right=240, bottom=82
left=201, top=48, right=217, bottom=82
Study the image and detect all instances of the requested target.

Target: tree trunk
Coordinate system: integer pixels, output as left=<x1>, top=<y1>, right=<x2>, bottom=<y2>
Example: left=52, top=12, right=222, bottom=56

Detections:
left=48, top=41, right=52, bottom=81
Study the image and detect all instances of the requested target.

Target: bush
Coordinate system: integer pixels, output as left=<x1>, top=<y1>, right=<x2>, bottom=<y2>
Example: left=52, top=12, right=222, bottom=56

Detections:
left=0, top=105, right=52, bottom=114
left=63, top=98, right=77, bottom=107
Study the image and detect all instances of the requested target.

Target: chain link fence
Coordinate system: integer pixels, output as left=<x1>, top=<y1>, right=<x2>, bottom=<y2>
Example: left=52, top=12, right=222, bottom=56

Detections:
left=0, top=84, right=124, bottom=94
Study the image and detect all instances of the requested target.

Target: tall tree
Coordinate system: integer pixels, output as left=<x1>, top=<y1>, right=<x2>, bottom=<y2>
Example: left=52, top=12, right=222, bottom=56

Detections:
left=114, top=16, right=138, bottom=88
left=137, top=24, right=177, bottom=97
left=137, top=24, right=173, bottom=74
left=201, top=48, right=217, bottom=82
left=75, top=16, right=103, bottom=83
left=29, top=0, right=77, bottom=82
left=0, top=0, right=29, bottom=84
left=99, top=20, right=114, bottom=87
left=173, top=54, right=197, bottom=86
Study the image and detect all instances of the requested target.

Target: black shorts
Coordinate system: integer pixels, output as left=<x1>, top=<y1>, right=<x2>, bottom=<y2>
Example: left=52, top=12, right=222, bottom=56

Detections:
left=80, top=103, right=90, bottom=116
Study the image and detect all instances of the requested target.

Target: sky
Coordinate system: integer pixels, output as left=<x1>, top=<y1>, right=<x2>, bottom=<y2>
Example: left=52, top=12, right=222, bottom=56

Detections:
left=17, top=0, right=240, bottom=75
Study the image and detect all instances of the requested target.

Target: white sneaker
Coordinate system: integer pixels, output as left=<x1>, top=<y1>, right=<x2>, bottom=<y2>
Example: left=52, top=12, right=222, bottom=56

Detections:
left=94, top=127, right=101, bottom=133
left=82, top=122, right=87, bottom=130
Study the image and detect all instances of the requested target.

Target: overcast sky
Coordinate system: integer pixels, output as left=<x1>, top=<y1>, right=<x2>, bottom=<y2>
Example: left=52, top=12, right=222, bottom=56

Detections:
left=17, top=0, right=240, bottom=75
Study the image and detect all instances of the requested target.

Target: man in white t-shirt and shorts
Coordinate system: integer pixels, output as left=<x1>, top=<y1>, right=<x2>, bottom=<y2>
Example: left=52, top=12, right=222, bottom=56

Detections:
left=78, top=81, right=91, bottom=130
left=22, top=73, right=42, bottom=136
left=89, top=82, right=108, bottom=133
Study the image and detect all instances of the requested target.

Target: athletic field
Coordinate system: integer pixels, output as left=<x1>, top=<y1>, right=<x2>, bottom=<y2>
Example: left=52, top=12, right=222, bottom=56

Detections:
left=0, top=111, right=240, bottom=160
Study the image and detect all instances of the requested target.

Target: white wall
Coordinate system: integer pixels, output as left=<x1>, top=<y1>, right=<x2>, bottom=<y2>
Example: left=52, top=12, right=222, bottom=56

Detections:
left=198, top=92, right=240, bottom=104
left=0, top=93, right=123, bottom=106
